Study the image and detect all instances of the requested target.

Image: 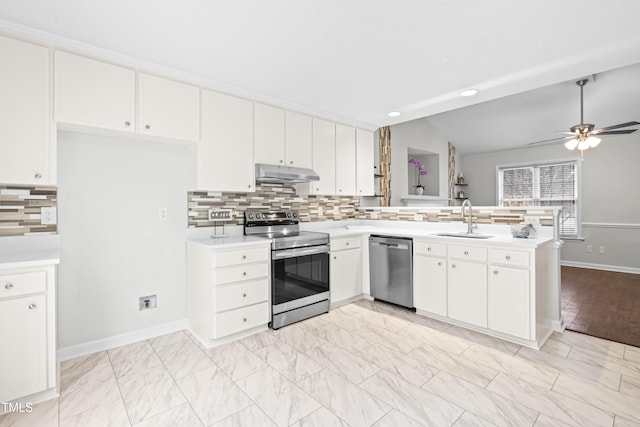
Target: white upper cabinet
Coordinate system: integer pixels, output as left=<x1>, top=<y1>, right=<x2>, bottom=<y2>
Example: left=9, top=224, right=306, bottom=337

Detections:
left=138, top=72, right=200, bottom=142
left=254, top=103, right=285, bottom=165
left=310, top=118, right=336, bottom=195
left=55, top=50, right=136, bottom=132
left=199, top=90, right=254, bottom=192
left=285, top=111, right=313, bottom=168
left=335, top=124, right=357, bottom=195
left=356, top=129, right=375, bottom=196
left=0, top=36, right=52, bottom=185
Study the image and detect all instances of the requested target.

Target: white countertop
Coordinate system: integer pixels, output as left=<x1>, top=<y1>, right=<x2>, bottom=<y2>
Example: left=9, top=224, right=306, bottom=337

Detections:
left=187, top=235, right=271, bottom=249
left=0, top=235, right=61, bottom=269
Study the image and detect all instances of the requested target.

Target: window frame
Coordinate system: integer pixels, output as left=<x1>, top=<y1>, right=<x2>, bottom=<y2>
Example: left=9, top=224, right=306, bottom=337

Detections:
left=496, top=159, right=582, bottom=239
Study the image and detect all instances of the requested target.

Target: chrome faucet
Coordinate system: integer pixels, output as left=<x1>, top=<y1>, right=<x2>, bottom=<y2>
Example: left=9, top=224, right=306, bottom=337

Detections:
left=460, top=199, right=476, bottom=234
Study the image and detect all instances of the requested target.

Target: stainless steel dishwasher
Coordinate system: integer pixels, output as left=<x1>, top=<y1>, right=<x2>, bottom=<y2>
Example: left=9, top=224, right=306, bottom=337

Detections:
left=369, top=235, right=413, bottom=308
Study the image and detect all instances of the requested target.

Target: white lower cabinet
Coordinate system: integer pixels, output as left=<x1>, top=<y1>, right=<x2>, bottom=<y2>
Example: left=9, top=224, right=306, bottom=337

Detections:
left=488, top=252, right=531, bottom=339
left=0, top=264, right=57, bottom=402
left=330, top=236, right=362, bottom=304
left=414, top=239, right=539, bottom=343
left=187, top=241, right=270, bottom=347
left=414, top=255, right=447, bottom=316
left=447, top=260, right=487, bottom=328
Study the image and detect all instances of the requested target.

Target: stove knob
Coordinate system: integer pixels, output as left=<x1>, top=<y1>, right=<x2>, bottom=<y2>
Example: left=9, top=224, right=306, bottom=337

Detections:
left=286, top=212, right=292, bottom=218
left=256, top=213, right=262, bottom=219
left=248, top=213, right=254, bottom=219
left=292, top=212, right=298, bottom=218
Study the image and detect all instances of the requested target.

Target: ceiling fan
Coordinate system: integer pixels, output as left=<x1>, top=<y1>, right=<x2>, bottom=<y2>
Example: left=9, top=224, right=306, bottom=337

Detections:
left=528, top=78, right=639, bottom=153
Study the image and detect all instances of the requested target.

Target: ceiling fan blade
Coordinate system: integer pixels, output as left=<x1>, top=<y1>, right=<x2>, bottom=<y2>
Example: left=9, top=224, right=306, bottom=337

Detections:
left=527, top=136, right=571, bottom=146
left=598, top=121, right=640, bottom=131
left=596, top=129, right=638, bottom=136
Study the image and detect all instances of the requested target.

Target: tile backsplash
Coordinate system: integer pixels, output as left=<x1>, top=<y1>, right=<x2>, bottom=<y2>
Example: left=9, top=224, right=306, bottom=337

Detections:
left=0, top=184, right=57, bottom=237
left=188, top=184, right=361, bottom=227
left=358, top=207, right=555, bottom=226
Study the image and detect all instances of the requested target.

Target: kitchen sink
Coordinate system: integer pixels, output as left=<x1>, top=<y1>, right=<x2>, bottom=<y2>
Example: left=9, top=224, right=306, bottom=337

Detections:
left=433, top=232, right=494, bottom=239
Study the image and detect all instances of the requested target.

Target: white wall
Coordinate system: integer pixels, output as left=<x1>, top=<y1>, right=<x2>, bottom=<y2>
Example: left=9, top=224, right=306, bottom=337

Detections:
left=461, top=133, right=640, bottom=271
left=57, top=131, right=189, bottom=348
left=390, top=118, right=449, bottom=206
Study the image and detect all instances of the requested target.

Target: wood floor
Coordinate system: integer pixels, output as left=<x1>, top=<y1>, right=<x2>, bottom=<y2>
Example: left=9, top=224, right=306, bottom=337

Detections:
left=562, top=266, right=640, bottom=348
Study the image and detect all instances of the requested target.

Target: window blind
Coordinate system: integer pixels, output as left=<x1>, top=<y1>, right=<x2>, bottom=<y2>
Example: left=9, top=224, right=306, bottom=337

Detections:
left=498, top=161, right=578, bottom=237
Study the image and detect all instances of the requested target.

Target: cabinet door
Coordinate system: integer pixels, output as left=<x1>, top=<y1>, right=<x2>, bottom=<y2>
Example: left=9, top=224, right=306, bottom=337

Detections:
left=447, top=261, right=487, bottom=328
left=414, top=255, right=447, bottom=316
left=488, top=266, right=530, bottom=339
left=54, top=50, right=135, bottom=133
left=356, top=129, right=375, bottom=196
left=330, top=248, right=362, bottom=303
left=0, top=295, right=47, bottom=401
left=254, top=103, right=285, bottom=165
left=0, top=36, right=51, bottom=185
left=310, top=118, right=336, bottom=195
left=285, top=111, right=312, bottom=168
left=199, top=90, right=254, bottom=192
left=138, top=73, right=200, bottom=142
left=335, top=124, right=357, bottom=195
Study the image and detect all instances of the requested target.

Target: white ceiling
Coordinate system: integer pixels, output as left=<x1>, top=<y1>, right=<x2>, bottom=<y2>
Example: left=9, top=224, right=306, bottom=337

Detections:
left=1, top=0, right=640, bottom=152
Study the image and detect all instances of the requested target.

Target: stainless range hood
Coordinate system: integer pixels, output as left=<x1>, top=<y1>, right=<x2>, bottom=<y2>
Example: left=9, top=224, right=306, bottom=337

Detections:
left=255, top=163, right=320, bottom=184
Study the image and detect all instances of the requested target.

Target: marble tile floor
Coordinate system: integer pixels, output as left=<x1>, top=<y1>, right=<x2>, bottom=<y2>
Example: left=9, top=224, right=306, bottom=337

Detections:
left=3, top=299, right=640, bottom=426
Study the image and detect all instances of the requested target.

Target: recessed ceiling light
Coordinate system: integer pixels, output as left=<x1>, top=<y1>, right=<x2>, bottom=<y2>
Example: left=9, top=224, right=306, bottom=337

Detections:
left=388, top=111, right=401, bottom=117
left=459, top=89, right=479, bottom=97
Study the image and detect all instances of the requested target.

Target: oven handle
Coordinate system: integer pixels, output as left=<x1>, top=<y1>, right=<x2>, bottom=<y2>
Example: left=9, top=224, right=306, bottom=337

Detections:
left=272, top=244, right=330, bottom=260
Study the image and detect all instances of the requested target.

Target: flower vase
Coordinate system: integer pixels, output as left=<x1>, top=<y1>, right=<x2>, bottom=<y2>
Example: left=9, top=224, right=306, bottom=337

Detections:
left=415, top=186, right=424, bottom=195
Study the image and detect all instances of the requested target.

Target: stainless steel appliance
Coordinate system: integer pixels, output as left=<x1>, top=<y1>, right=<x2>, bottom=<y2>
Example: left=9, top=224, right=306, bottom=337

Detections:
left=369, top=235, right=414, bottom=308
left=244, top=210, right=330, bottom=329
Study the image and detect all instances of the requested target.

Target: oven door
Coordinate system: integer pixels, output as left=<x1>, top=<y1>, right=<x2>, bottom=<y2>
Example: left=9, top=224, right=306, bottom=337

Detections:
left=271, top=244, right=330, bottom=314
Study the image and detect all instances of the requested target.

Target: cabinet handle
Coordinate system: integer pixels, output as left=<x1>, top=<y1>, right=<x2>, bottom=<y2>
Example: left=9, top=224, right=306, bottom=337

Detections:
left=289, top=161, right=293, bottom=164
left=34, top=173, right=42, bottom=180
left=493, top=270, right=499, bottom=275
left=464, top=250, right=469, bottom=256
left=505, top=255, right=511, bottom=260
left=243, top=293, right=247, bottom=298
left=124, top=121, right=130, bottom=127
left=243, top=317, right=247, bottom=322
left=346, top=242, right=349, bottom=246
left=452, top=264, right=457, bottom=268
left=316, top=188, right=320, bottom=192
left=242, top=272, right=247, bottom=276
left=242, top=255, right=247, bottom=259
left=145, top=124, right=151, bottom=130
left=427, top=247, right=432, bottom=251
left=279, top=160, right=284, bottom=163
left=333, top=256, right=337, bottom=259
left=248, top=184, right=252, bottom=189
left=28, top=303, right=37, bottom=310
left=437, top=261, right=442, bottom=266
left=5, top=283, right=13, bottom=290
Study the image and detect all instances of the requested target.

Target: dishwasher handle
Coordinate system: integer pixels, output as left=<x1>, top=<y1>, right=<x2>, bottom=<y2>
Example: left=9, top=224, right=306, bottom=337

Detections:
left=369, top=240, right=411, bottom=250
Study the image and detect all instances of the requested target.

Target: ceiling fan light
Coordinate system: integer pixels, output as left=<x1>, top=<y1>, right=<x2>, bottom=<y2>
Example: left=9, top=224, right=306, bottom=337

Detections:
left=564, top=139, right=579, bottom=150
left=577, top=140, right=590, bottom=151
left=587, top=136, right=601, bottom=148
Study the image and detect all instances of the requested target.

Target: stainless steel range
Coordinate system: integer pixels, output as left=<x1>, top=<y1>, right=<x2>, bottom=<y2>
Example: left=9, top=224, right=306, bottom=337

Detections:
left=244, top=210, right=330, bottom=329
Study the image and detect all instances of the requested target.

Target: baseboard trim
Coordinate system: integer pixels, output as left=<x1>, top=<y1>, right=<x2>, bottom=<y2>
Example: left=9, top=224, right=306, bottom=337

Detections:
left=561, top=260, right=640, bottom=275
left=57, top=318, right=189, bottom=361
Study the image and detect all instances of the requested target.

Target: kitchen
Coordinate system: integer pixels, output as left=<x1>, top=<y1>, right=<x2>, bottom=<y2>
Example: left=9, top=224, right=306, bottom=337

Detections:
left=2, top=1, right=640, bottom=426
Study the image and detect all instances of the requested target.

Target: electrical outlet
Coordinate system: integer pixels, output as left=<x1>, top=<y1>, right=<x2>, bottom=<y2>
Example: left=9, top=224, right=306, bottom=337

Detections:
left=586, top=245, right=593, bottom=253
left=158, top=207, right=168, bottom=221
left=599, top=246, right=606, bottom=254
left=139, top=295, right=157, bottom=311
left=41, top=207, right=57, bottom=225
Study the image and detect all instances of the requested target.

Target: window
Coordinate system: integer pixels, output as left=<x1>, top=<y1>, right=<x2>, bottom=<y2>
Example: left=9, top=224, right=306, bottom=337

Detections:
left=498, top=161, right=578, bottom=237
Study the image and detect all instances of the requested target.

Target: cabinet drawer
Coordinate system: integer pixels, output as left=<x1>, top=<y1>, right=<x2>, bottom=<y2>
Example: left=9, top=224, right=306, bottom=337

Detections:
left=414, top=240, right=447, bottom=257
left=331, top=236, right=361, bottom=251
left=214, top=280, right=269, bottom=312
left=215, top=263, right=269, bottom=285
left=213, top=302, right=269, bottom=338
left=449, top=244, right=487, bottom=262
left=489, top=248, right=530, bottom=267
left=214, top=246, right=269, bottom=268
left=0, top=271, right=46, bottom=298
